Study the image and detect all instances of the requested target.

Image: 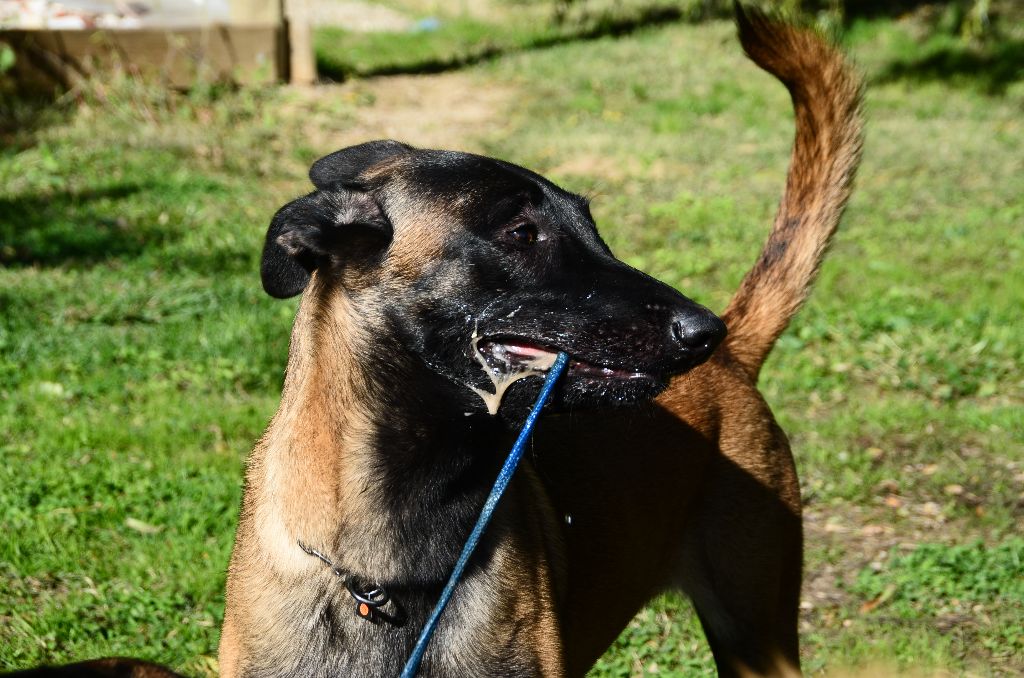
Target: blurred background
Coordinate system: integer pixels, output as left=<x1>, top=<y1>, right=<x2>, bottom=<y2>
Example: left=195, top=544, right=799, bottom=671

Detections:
left=1, top=1, right=1022, bottom=675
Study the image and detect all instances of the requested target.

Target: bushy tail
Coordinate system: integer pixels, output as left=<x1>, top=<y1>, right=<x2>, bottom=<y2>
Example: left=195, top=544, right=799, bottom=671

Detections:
left=721, top=5, right=864, bottom=380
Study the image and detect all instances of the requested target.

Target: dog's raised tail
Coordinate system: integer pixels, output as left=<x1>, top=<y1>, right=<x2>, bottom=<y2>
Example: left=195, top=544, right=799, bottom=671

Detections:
left=721, top=5, right=863, bottom=380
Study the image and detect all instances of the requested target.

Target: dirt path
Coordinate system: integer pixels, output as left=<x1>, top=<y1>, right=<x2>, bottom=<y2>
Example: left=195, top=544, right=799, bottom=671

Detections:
left=283, top=71, right=514, bottom=159
left=309, top=0, right=413, bottom=30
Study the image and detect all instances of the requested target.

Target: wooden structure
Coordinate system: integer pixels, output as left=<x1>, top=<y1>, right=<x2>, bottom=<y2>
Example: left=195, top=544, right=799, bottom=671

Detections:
left=0, top=0, right=315, bottom=89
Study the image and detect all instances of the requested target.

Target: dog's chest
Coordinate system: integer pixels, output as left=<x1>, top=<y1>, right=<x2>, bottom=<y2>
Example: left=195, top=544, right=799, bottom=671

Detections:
left=241, top=570, right=545, bottom=678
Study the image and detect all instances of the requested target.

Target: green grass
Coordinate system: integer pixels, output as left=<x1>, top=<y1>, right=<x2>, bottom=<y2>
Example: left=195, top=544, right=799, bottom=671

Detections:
left=2, top=12, right=1023, bottom=677
left=313, top=0, right=705, bottom=79
left=847, top=540, right=1024, bottom=670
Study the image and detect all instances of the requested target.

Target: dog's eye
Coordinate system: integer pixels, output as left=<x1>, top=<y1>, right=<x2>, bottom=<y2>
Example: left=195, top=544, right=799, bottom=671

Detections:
left=506, top=223, right=538, bottom=246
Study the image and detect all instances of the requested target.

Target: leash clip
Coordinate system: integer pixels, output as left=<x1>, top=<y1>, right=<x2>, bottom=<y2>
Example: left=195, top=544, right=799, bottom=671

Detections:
left=346, top=577, right=390, bottom=622
left=298, top=540, right=392, bottom=624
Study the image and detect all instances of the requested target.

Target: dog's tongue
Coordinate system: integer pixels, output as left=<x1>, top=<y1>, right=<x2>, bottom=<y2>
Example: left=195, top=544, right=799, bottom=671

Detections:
left=485, top=339, right=557, bottom=364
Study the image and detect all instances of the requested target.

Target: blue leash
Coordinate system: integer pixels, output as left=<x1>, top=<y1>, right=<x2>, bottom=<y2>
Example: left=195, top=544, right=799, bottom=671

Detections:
left=399, top=352, right=569, bottom=678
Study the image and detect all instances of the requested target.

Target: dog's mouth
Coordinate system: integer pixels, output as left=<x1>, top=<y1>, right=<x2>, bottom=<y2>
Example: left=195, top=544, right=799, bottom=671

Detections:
left=464, top=334, right=667, bottom=416
left=460, top=331, right=675, bottom=417
left=477, top=337, right=652, bottom=381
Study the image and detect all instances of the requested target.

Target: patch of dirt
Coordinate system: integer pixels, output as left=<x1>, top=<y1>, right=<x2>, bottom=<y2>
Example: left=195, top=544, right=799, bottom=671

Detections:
left=288, top=71, right=515, bottom=155
left=802, top=505, right=899, bottom=625
left=544, top=155, right=696, bottom=189
left=309, top=0, right=413, bottom=31
left=799, top=501, right=986, bottom=632
left=547, top=154, right=628, bottom=182
left=356, top=0, right=529, bottom=23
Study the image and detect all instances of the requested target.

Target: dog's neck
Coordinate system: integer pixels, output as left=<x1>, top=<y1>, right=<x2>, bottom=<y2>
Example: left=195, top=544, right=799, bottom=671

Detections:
left=251, top=273, right=512, bottom=587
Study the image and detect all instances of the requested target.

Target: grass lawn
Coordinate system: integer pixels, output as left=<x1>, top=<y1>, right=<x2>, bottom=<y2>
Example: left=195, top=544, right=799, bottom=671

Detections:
left=313, top=0, right=699, bottom=79
left=2, top=10, right=1022, bottom=677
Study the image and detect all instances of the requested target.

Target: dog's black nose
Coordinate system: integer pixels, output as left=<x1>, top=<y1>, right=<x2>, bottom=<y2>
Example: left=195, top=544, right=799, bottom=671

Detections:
left=671, top=310, right=727, bottom=363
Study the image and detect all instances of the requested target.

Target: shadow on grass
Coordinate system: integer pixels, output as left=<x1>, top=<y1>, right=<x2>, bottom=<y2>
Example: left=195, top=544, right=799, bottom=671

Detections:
left=843, top=0, right=962, bottom=19
left=316, top=5, right=690, bottom=81
left=0, top=184, right=168, bottom=267
left=0, top=93, right=68, bottom=150
left=875, top=37, right=1024, bottom=94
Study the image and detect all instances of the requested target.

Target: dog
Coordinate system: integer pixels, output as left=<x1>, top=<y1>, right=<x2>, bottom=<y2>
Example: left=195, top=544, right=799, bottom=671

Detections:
left=216, top=6, right=864, bottom=678
left=6, top=7, right=862, bottom=678
left=217, top=6, right=862, bottom=677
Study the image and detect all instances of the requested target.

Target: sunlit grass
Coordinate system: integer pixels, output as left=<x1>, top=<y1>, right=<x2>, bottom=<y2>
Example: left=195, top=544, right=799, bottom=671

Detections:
left=1, top=13, right=1022, bottom=676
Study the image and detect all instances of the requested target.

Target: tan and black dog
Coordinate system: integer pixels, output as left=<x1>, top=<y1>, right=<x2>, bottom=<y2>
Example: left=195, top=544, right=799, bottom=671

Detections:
left=7, top=7, right=862, bottom=678
left=218, top=7, right=862, bottom=678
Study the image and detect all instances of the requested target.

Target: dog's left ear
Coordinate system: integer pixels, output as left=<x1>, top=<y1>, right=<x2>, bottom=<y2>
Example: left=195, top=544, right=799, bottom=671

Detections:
left=260, top=189, right=390, bottom=298
left=262, top=141, right=413, bottom=298
left=309, top=139, right=413, bottom=190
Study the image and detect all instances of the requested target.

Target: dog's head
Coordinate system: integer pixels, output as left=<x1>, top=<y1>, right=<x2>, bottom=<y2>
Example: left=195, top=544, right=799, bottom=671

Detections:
left=262, top=140, right=725, bottom=418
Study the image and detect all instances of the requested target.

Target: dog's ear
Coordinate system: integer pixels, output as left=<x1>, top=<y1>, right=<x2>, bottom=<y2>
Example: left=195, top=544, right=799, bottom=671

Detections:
left=260, top=189, right=390, bottom=298
left=309, top=139, right=413, bottom=190
left=261, top=141, right=412, bottom=299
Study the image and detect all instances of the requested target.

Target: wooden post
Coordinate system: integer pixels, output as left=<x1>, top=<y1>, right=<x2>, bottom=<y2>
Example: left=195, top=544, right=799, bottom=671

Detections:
left=284, top=0, right=316, bottom=85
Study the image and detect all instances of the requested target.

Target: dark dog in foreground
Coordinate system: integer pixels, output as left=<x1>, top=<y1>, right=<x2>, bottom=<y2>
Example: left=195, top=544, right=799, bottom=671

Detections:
left=9, top=7, right=862, bottom=678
